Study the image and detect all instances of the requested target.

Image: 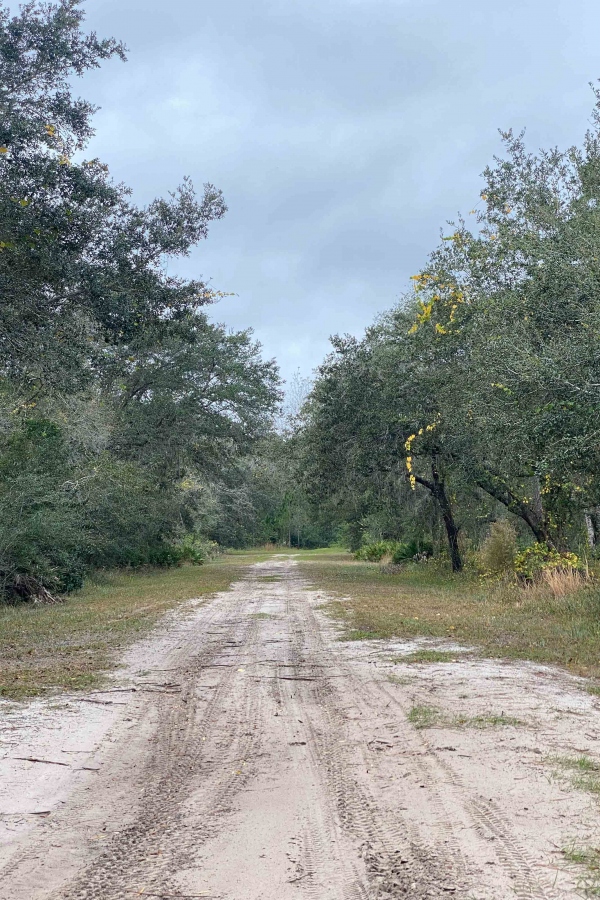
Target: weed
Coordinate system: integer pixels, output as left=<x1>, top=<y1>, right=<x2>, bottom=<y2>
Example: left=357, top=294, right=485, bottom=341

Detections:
left=398, top=649, right=465, bottom=664
left=549, top=755, right=600, bottom=799
left=251, top=612, right=276, bottom=619
left=450, top=712, right=522, bottom=728
left=563, top=845, right=600, bottom=898
left=407, top=704, right=443, bottom=729
left=479, top=521, right=517, bottom=575
left=387, top=673, right=413, bottom=686
left=345, top=629, right=383, bottom=641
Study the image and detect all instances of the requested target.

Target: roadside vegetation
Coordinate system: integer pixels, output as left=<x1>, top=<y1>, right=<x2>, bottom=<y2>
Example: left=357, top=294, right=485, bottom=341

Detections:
left=297, top=551, right=600, bottom=680
left=0, top=553, right=268, bottom=701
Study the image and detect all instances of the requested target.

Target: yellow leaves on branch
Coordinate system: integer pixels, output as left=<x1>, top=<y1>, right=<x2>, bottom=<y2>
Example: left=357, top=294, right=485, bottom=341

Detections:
left=408, top=273, right=465, bottom=335
left=405, top=423, right=437, bottom=490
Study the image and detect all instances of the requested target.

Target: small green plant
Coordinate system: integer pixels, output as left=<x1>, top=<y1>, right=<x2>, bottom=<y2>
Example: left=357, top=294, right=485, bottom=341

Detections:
left=355, top=539, right=433, bottom=564
left=177, top=535, right=219, bottom=565
left=563, top=844, right=600, bottom=898
left=407, top=704, right=442, bottom=729
left=355, top=541, right=393, bottom=562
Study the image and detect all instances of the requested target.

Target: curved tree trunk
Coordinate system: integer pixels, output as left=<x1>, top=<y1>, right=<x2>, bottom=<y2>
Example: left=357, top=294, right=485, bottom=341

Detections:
left=412, top=461, right=463, bottom=572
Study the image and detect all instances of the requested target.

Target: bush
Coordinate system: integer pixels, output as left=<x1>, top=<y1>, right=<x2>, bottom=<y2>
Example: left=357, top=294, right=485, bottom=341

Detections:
left=479, top=521, right=517, bottom=575
left=355, top=539, right=433, bottom=563
left=514, top=542, right=583, bottom=581
left=390, top=540, right=433, bottom=564
left=177, top=535, right=220, bottom=565
left=355, top=541, right=391, bottom=561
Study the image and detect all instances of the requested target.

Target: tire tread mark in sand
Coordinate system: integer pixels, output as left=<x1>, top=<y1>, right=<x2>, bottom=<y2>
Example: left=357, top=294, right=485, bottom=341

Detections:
left=56, top=600, right=264, bottom=900
left=276, top=575, right=371, bottom=900
left=284, top=573, right=465, bottom=899
left=365, top=675, right=561, bottom=900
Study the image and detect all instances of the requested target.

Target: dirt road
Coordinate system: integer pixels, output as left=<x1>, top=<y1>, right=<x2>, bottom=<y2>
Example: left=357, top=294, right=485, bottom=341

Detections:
left=1, top=557, right=599, bottom=899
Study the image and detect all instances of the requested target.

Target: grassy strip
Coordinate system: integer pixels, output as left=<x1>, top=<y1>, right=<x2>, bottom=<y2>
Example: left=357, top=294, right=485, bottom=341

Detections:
left=296, top=551, right=600, bottom=680
left=407, top=703, right=522, bottom=730
left=0, top=552, right=266, bottom=701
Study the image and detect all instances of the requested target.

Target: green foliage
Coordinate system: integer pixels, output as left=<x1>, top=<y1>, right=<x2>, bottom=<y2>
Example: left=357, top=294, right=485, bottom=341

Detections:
left=0, top=1, right=281, bottom=601
left=302, top=85, right=600, bottom=573
left=391, top=540, right=434, bottom=564
left=355, top=539, right=433, bottom=563
left=355, top=541, right=393, bottom=561
left=514, top=543, right=583, bottom=581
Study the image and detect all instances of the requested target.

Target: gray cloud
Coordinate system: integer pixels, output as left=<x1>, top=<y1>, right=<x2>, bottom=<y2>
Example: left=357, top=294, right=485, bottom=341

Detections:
left=74, top=0, right=600, bottom=383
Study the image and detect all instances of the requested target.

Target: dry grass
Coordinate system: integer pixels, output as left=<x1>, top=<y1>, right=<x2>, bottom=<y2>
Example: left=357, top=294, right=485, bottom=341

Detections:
left=297, top=551, right=600, bottom=679
left=0, top=553, right=264, bottom=701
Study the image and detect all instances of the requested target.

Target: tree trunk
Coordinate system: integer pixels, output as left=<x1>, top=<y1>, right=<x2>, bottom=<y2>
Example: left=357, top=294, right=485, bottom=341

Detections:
left=412, top=462, right=463, bottom=572
left=431, top=465, right=462, bottom=572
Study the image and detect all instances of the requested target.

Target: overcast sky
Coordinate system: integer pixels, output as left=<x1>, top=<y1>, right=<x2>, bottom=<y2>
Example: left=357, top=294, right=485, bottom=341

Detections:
left=76, top=0, right=600, bottom=386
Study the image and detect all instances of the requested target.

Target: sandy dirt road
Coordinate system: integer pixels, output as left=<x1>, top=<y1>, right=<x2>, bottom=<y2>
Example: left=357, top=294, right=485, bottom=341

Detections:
left=1, top=557, right=599, bottom=899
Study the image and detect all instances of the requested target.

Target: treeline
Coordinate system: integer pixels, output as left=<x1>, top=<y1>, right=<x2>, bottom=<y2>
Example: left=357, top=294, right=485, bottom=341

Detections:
left=302, top=94, right=600, bottom=573
left=0, top=0, right=315, bottom=601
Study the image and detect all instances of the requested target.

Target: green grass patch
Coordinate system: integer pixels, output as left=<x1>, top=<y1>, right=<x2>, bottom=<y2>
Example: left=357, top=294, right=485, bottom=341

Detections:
left=550, top=755, right=600, bottom=798
left=297, top=552, right=600, bottom=679
left=0, top=557, right=254, bottom=701
left=407, top=703, right=522, bottom=730
left=450, top=712, right=523, bottom=729
left=398, top=649, right=466, bottom=664
left=407, top=704, right=443, bottom=729
left=563, top=845, right=600, bottom=897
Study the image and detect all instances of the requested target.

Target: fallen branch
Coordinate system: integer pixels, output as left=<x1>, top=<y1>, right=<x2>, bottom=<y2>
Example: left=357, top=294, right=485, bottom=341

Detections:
left=14, top=757, right=69, bottom=767
left=74, top=698, right=128, bottom=706
left=287, top=871, right=313, bottom=884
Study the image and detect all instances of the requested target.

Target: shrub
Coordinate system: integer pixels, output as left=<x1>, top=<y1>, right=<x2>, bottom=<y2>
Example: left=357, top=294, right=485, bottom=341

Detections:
left=177, top=535, right=220, bottom=565
left=355, top=541, right=391, bottom=561
left=390, top=540, right=433, bottom=565
left=479, top=521, right=517, bottom=575
left=514, top=542, right=583, bottom=581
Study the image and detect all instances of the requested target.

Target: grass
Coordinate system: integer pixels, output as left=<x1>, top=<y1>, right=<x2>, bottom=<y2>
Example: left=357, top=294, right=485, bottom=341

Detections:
left=398, top=649, right=468, bottom=664
left=0, top=554, right=259, bottom=702
left=450, top=712, right=522, bottom=728
left=563, top=845, right=600, bottom=898
left=296, top=552, right=600, bottom=679
left=407, top=704, right=442, bottom=729
left=407, top=703, right=522, bottom=730
left=550, top=754, right=600, bottom=797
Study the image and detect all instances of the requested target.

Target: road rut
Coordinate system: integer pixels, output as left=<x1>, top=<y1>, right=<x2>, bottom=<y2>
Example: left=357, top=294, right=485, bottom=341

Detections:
left=0, top=557, right=597, bottom=899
